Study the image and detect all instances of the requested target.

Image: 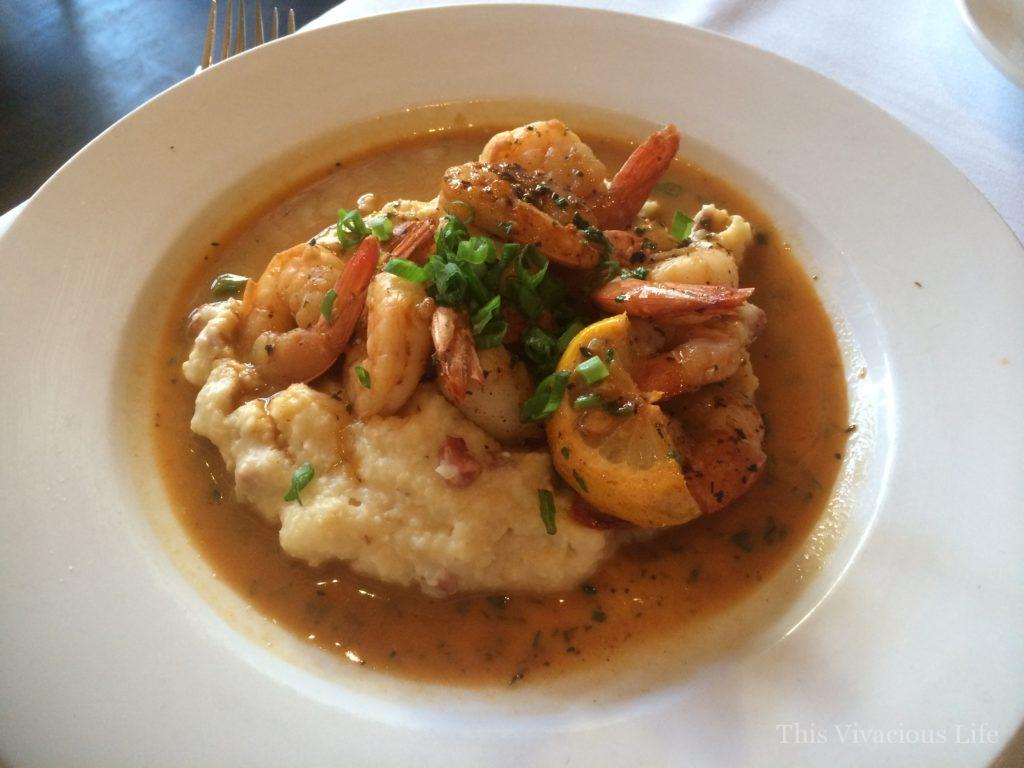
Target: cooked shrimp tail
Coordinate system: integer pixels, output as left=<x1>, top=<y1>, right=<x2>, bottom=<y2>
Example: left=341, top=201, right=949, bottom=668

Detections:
left=251, top=236, right=379, bottom=387
left=592, top=278, right=753, bottom=317
left=388, top=218, right=437, bottom=264
left=594, top=124, right=680, bottom=231
left=431, top=306, right=484, bottom=400
left=636, top=303, right=766, bottom=399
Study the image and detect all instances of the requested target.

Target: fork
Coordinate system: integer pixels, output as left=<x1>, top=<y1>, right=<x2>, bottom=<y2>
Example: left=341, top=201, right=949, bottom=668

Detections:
left=200, top=0, right=296, bottom=70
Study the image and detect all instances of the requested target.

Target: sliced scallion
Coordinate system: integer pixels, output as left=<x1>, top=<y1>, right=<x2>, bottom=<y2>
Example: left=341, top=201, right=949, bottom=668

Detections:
left=320, top=289, right=338, bottom=325
left=574, top=356, right=610, bottom=385
left=355, top=365, right=371, bottom=389
left=538, top=489, right=557, bottom=535
left=520, top=371, right=570, bottom=422
left=573, top=393, right=602, bottom=410
left=382, top=257, right=428, bottom=283
left=210, top=273, right=248, bottom=297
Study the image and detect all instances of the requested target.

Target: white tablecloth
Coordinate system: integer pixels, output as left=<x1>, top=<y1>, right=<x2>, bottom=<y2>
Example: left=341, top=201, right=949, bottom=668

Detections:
left=1, top=0, right=1019, bottom=244
left=310, top=0, right=1024, bottom=245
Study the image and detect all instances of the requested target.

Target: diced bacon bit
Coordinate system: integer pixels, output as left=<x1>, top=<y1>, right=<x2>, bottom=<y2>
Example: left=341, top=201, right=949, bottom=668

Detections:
left=436, top=436, right=482, bottom=487
left=569, top=496, right=636, bottom=530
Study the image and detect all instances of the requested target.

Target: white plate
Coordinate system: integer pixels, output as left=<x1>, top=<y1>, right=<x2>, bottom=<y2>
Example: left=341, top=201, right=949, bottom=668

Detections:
left=1, top=5, right=1022, bottom=766
left=959, top=0, right=1024, bottom=89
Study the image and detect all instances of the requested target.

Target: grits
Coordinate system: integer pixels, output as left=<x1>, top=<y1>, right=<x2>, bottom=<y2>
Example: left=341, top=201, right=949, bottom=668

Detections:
left=185, top=303, right=612, bottom=595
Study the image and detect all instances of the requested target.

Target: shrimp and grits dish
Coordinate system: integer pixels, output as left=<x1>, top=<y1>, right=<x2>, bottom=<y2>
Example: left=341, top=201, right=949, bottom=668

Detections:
left=154, top=116, right=849, bottom=684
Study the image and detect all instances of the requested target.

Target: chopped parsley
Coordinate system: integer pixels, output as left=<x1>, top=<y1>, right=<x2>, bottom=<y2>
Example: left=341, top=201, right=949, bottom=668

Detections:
left=283, top=462, right=314, bottom=505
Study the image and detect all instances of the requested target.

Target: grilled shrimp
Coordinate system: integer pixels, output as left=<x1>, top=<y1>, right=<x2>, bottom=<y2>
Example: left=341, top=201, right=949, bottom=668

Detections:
left=438, top=162, right=604, bottom=268
left=479, top=119, right=608, bottom=202
left=236, top=237, right=378, bottom=388
left=664, top=360, right=767, bottom=514
left=344, top=272, right=436, bottom=418
left=592, top=279, right=765, bottom=400
left=591, top=124, right=681, bottom=231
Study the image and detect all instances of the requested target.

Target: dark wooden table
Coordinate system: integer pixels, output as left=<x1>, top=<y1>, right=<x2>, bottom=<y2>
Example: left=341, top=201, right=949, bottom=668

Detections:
left=0, top=0, right=340, bottom=214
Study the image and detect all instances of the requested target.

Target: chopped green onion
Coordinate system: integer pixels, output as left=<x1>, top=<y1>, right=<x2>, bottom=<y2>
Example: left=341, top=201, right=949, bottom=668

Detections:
left=320, top=289, right=338, bottom=325
left=552, top=193, right=569, bottom=209
left=355, top=365, right=371, bottom=389
left=670, top=210, right=695, bottom=242
left=283, top=462, right=314, bottom=505
left=538, top=489, right=557, bottom=535
left=572, top=470, right=588, bottom=493
left=573, top=393, right=602, bottom=410
left=614, top=293, right=627, bottom=303
left=498, top=221, right=514, bottom=237
left=591, top=609, right=607, bottom=622
left=666, top=450, right=678, bottom=460
left=574, top=356, right=610, bottom=384
left=520, top=371, right=570, bottom=422
left=556, top=320, right=585, bottom=352
left=210, top=273, right=248, bottom=297
left=560, top=446, right=570, bottom=459
left=471, top=295, right=502, bottom=335
left=383, top=257, right=428, bottom=283
left=470, top=295, right=508, bottom=349
left=368, top=216, right=393, bottom=242
left=655, top=181, right=684, bottom=196
left=523, top=326, right=558, bottom=370
left=337, top=208, right=371, bottom=248
left=606, top=348, right=616, bottom=363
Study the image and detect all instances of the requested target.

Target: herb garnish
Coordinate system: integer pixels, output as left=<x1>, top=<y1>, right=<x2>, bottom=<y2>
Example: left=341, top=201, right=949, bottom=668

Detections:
left=538, top=489, right=557, bottom=535
left=355, top=365, right=371, bottom=389
left=574, top=356, right=610, bottom=385
left=210, top=273, right=248, bottom=297
left=670, top=210, right=695, bottom=242
left=572, top=470, right=588, bottom=493
left=320, top=288, right=338, bottom=325
left=284, top=462, right=314, bottom=505
left=520, top=371, right=570, bottom=422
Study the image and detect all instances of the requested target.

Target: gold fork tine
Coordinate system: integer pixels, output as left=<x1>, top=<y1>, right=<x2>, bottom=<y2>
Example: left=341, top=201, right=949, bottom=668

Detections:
left=254, top=0, right=265, bottom=45
left=220, top=0, right=233, bottom=61
left=201, top=0, right=217, bottom=69
left=287, top=8, right=295, bottom=35
left=272, top=7, right=280, bottom=39
left=232, top=0, right=246, bottom=56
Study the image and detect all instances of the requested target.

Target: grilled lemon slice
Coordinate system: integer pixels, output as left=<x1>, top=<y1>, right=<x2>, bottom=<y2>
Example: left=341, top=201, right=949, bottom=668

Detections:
left=546, top=315, right=701, bottom=528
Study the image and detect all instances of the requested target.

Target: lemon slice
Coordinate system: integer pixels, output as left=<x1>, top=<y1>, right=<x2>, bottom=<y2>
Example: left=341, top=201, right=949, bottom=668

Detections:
left=546, top=315, right=702, bottom=528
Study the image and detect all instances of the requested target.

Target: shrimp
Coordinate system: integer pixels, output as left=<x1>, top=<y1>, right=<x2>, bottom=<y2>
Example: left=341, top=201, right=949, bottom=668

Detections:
left=664, top=360, right=766, bottom=514
left=592, top=279, right=753, bottom=317
left=388, top=218, right=437, bottom=264
left=633, top=303, right=766, bottom=400
left=479, top=119, right=608, bottom=202
left=431, top=308, right=542, bottom=443
left=479, top=120, right=681, bottom=234
left=591, top=124, right=681, bottom=231
left=592, top=278, right=765, bottom=400
left=438, top=162, right=603, bottom=268
left=344, top=272, right=435, bottom=418
left=431, top=306, right=484, bottom=400
left=237, top=236, right=379, bottom=388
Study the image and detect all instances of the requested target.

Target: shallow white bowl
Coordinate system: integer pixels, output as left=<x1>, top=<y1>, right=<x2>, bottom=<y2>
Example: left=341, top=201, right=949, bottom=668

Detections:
left=1, top=5, right=1022, bottom=766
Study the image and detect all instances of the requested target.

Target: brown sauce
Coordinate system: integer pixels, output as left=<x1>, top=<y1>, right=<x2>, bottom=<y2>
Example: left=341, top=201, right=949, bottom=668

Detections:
left=151, top=123, right=849, bottom=686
